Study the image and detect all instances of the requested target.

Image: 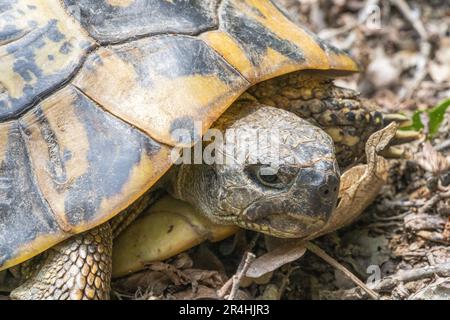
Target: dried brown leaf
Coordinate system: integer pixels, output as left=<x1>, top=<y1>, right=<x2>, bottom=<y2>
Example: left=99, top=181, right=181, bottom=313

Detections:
left=182, top=269, right=225, bottom=288
left=114, top=270, right=172, bottom=296
left=170, top=253, right=194, bottom=270
left=246, top=240, right=306, bottom=279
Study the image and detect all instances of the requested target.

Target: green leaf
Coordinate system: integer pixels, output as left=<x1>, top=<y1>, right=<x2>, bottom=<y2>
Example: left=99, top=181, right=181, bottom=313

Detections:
left=402, top=110, right=424, bottom=132
left=400, top=98, right=450, bottom=138
left=428, top=99, right=450, bottom=137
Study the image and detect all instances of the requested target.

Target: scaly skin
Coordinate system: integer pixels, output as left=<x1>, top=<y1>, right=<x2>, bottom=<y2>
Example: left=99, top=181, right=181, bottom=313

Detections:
left=11, top=224, right=112, bottom=300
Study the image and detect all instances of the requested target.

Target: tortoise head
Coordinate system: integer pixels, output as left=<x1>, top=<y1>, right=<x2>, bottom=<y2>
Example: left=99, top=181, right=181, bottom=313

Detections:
left=170, top=104, right=340, bottom=238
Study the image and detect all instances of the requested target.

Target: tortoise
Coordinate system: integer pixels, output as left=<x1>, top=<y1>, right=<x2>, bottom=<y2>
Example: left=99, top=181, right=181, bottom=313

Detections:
left=111, top=119, right=399, bottom=279
left=0, top=0, right=415, bottom=300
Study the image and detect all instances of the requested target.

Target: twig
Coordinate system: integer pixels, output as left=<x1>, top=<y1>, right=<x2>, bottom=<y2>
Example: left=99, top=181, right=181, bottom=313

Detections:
left=373, top=211, right=410, bottom=221
left=225, top=252, right=256, bottom=300
left=304, top=241, right=380, bottom=300
left=358, top=0, right=381, bottom=25
left=381, top=199, right=425, bottom=208
left=371, top=262, right=450, bottom=292
left=391, top=0, right=430, bottom=100
left=367, top=220, right=404, bottom=229
left=217, top=278, right=233, bottom=299
left=391, top=0, right=427, bottom=38
left=247, top=233, right=261, bottom=252
left=418, top=189, right=450, bottom=214
left=426, top=252, right=436, bottom=266
left=320, top=262, right=450, bottom=300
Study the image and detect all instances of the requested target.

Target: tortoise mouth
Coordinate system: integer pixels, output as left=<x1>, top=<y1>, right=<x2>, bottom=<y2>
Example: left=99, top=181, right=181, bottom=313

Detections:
left=239, top=192, right=335, bottom=238
left=239, top=209, right=328, bottom=238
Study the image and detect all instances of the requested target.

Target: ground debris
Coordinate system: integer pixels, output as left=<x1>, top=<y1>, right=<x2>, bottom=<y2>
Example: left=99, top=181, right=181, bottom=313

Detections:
left=113, top=253, right=226, bottom=300
left=112, top=0, right=450, bottom=300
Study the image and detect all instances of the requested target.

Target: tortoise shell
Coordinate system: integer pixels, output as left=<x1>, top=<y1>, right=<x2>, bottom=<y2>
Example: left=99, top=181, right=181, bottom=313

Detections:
left=0, top=0, right=358, bottom=270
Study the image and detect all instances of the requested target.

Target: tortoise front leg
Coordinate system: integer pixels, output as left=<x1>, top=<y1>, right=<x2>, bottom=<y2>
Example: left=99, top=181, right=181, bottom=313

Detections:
left=10, top=224, right=112, bottom=300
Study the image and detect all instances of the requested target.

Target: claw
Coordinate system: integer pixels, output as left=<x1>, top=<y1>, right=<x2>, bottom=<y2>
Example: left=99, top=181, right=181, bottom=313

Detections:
left=391, top=130, right=421, bottom=145
left=384, top=113, right=412, bottom=128
left=380, top=146, right=405, bottom=158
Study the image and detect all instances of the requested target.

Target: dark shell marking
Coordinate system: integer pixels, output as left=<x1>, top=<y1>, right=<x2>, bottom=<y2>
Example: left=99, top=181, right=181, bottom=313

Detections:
left=0, top=1, right=96, bottom=121
left=63, top=0, right=220, bottom=44
left=219, top=1, right=305, bottom=67
left=0, top=122, right=59, bottom=268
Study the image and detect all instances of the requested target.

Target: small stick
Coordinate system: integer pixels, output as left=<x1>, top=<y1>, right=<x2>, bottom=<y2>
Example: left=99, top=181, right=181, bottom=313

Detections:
left=418, top=189, right=450, bottom=215
left=320, top=0, right=381, bottom=39
left=373, top=211, right=410, bottom=221
left=367, top=220, right=403, bottom=229
left=358, top=0, right=381, bottom=24
left=305, top=241, right=380, bottom=300
left=217, top=278, right=233, bottom=299
left=372, top=262, right=450, bottom=292
left=227, top=252, right=256, bottom=300
left=418, top=195, right=440, bottom=215
left=322, top=261, right=450, bottom=299
left=381, top=199, right=425, bottom=208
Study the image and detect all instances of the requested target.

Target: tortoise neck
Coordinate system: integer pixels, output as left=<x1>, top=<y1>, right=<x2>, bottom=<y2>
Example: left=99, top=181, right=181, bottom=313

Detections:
left=165, top=163, right=221, bottom=223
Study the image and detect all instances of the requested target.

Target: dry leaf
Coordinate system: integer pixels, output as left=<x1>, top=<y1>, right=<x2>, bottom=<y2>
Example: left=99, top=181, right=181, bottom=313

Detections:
left=246, top=240, right=306, bottom=278
left=114, top=270, right=172, bottom=296
left=182, top=269, right=225, bottom=288
left=171, top=253, right=194, bottom=270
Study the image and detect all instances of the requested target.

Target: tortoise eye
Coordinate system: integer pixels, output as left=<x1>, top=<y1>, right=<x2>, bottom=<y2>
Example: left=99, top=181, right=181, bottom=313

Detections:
left=259, top=172, right=279, bottom=184
left=256, top=165, right=284, bottom=188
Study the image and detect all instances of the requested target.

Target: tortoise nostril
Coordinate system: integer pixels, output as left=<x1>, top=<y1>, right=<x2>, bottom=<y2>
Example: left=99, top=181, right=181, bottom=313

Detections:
left=319, top=186, right=331, bottom=198
left=318, top=174, right=339, bottom=198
